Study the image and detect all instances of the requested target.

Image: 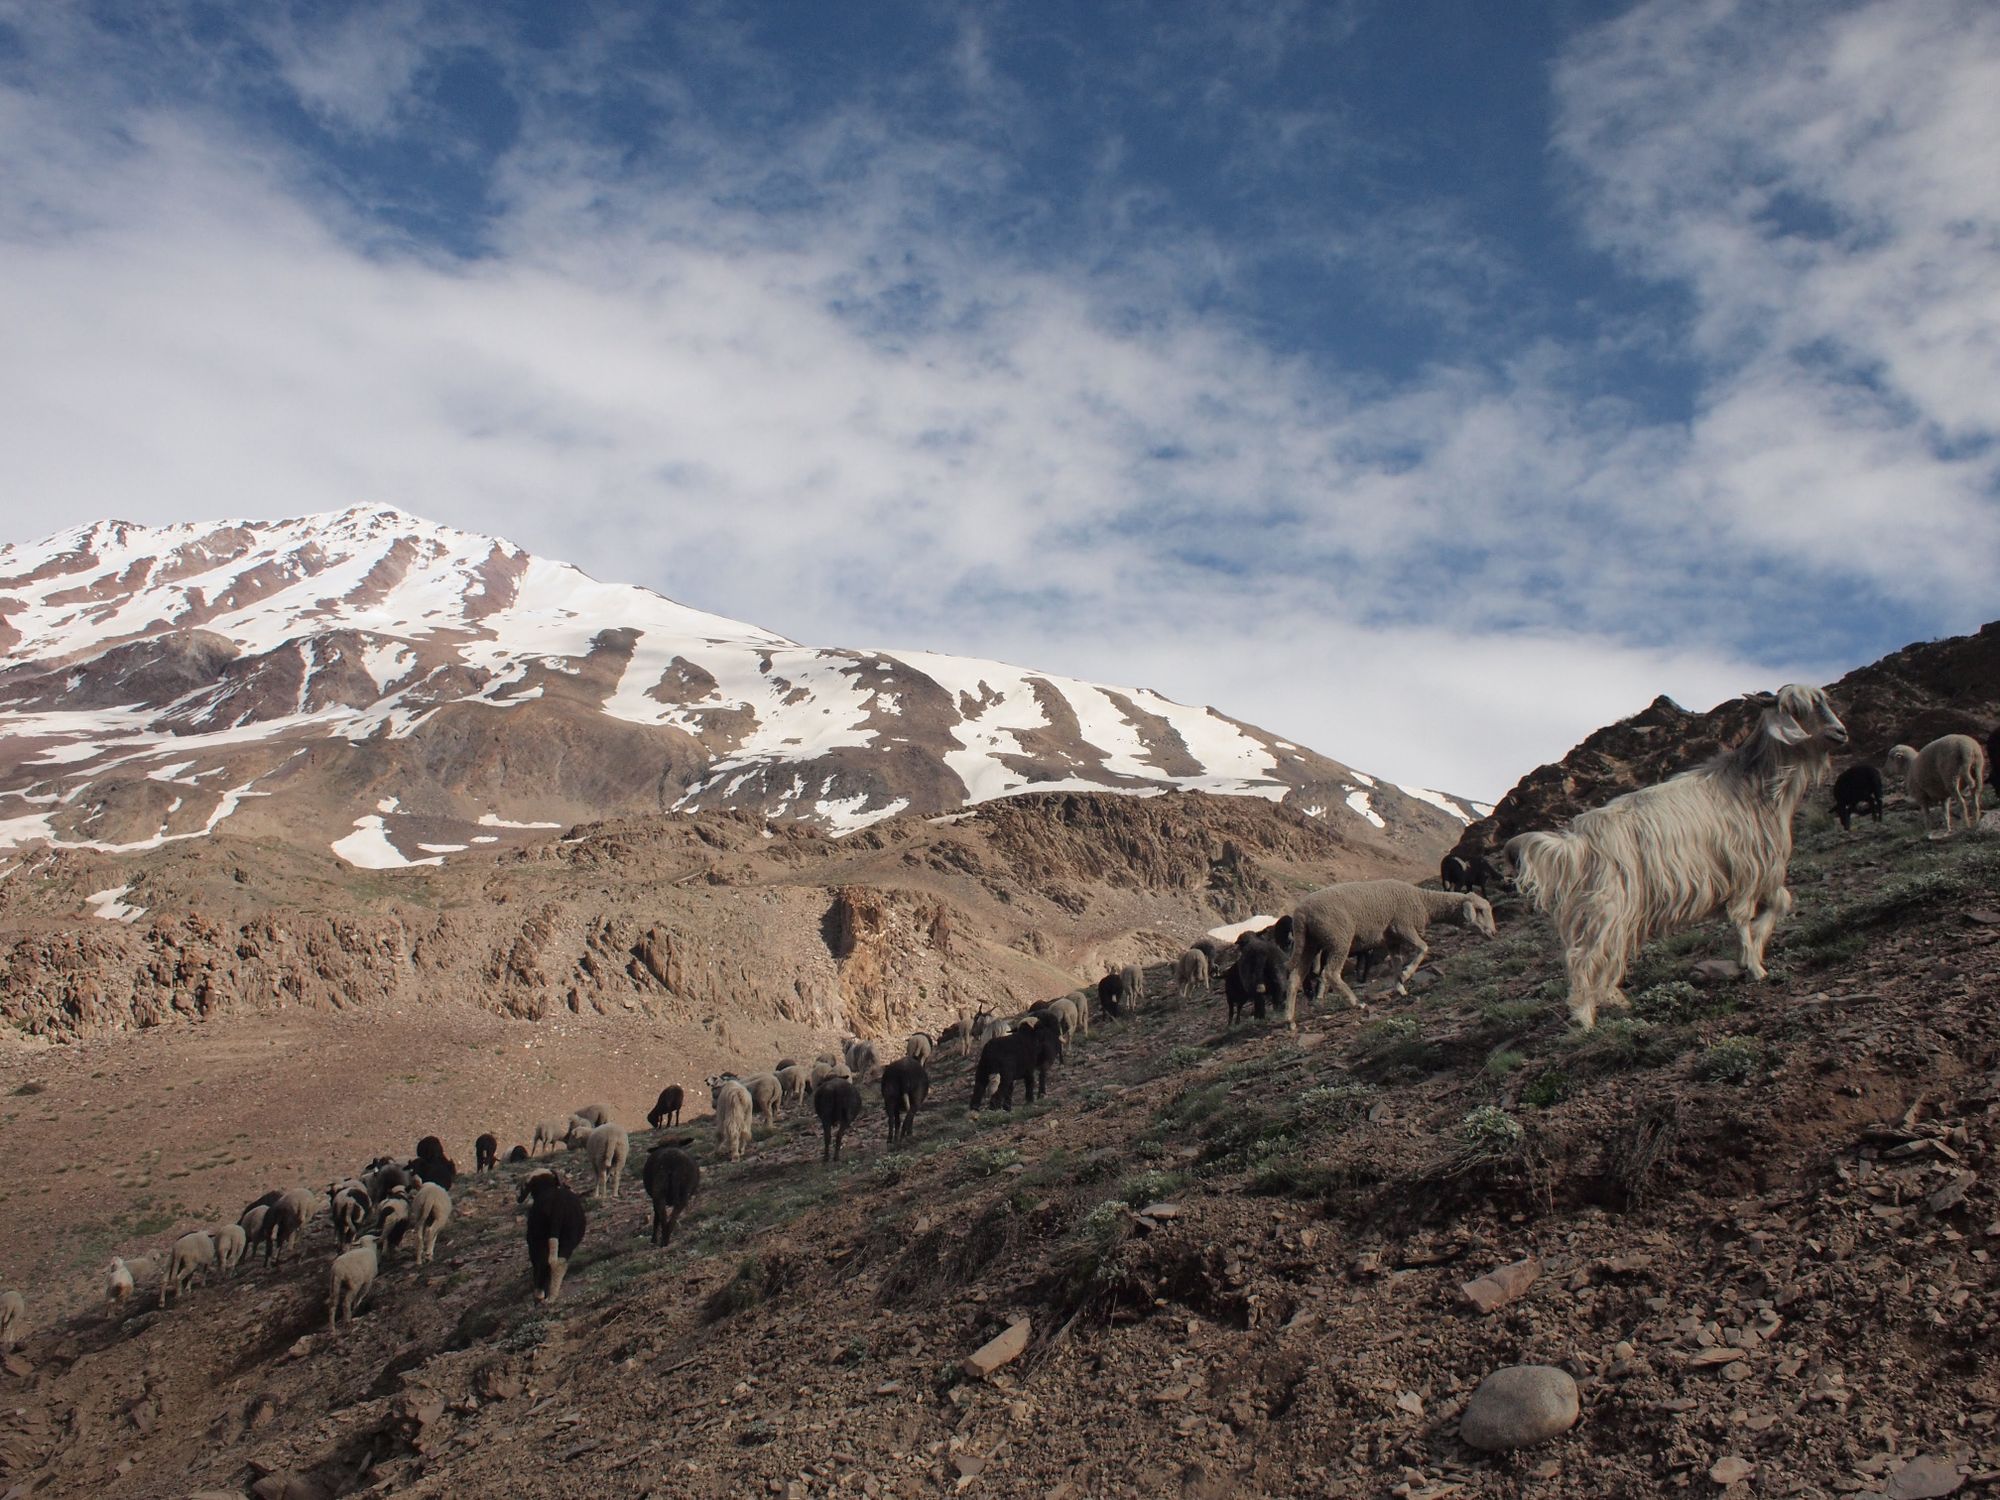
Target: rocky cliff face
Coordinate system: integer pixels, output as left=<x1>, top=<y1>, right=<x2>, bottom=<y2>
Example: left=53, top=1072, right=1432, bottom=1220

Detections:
left=1451, top=620, right=2000, bottom=861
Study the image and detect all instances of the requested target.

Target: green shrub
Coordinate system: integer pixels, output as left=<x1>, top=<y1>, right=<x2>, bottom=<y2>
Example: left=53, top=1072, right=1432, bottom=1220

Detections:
left=1695, top=1035, right=1764, bottom=1084
left=1484, top=1049, right=1526, bottom=1078
left=1519, top=1070, right=1572, bottom=1109
left=1120, top=1169, right=1186, bottom=1207
left=1460, top=1105, right=1523, bottom=1148
left=1166, top=1045, right=1205, bottom=1069
left=961, top=1145, right=1021, bottom=1179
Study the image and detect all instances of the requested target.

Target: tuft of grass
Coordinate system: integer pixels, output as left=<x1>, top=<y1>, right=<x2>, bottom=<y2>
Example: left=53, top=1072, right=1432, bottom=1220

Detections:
left=1460, top=1105, right=1524, bottom=1148
left=1484, top=1049, right=1526, bottom=1078
left=1166, top=1045, right=1205, bottom=1069
left=961, top=1145, right=1021, bottom=1179
left=1695, top=1035, right=1764, bottom=1084
left=1119, top=1169, right=1186, bottom=1207
left=1630, top=980, right=1736, bottom=1025
left=1519, top=1070, right=1572, bottom=1109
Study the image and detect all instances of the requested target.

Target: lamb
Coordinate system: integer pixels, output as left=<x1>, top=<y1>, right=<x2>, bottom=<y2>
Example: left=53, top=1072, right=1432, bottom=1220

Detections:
left=738, top=1072, right=783, bottom=1127
left=774, top=1064, right=811, bottom=1106
left=643, top=1144, right=701, bottom=1248
left=517, top=1168, right=587, bottom=1302
left=1190, top=935, right=1231, bottom=968
left=711, top=1078, right=753, bottom=1163
left=1227, top=920, right=1293, bottom=1024
left=814, top=1079, right=864, bottom=1163
left=327, top=1235, right=380, bottom=1331
left=330, top=1182, right=374, bottom=1246
left=843, top=1040, right=881, bottom=1083
left=1119, top=962, right=1146, bottom=1012
left=376, top=1191, right=412, bottom=1251
left=475, top=1133, right=499, bottom=1172
left=1509, top=683, right=1848, bottom=1028
left=1832, top=764, right=1885, bottom=830
left=411, top=1181, right=452, bottom=1265
left=904, top=1033, right=934, bottom=1066
left=647, top=1086, right=685, bottom=1128
left=1440, top=852, right=1502, bottom=896
left=106, top=1255, right=157, bottom=1305
left=972, top=1025, right=1062, bottom=1111
left=881, top=1056, right=930, bottom=1143
left=532, top=1119, right=569, bottom=1155
left=1282, top=882, right=1496, bottom=1021
left=572, top=1104, right=612, bottom=1128
left=0, top=1289, right=22, bottom=1350
left=163, top=1230, right=216, bottom=1305
left=1175, top=947, right=1210, bottom=1000
left=213, top=1221, right=247, bottom=1274
left=1887, top=735, right=1987, bottom=836
left=586, top=1123, right=630, bottom=1200
left=1038, top=996, right=1081, bottom=1041
left=807, top=1058, right=852, bottom=1094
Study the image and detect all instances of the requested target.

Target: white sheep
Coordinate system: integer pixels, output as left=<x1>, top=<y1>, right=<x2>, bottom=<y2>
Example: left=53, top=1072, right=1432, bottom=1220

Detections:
left=1175, top=948, right=1210, bottom=1000
left=711, top=1078, right=753, bottom=1163
left=1887, top=735, right=1987, bottom=836
left=1039, top=996, right=1081, bottom=1041
left=163, top=1230, right=217, bottom=1305
left=106, top=1255, right=157, bottom=1305
left=411, top=1182, right=452, bottom=1265
left=327, top=1235, right=381, bottom=1331
left=532, top=1119, right=568, bottom=1155
left=905, top=1033, right=934, bottom=1065
left=842, top=1039, right=881, bottom=1082
left=1510, top=683, right=1848, bottom=1028
left=774, top=1062, right=811, bottom=1105
left=0, top=1289, right=22, bottom=1350
left=213, top=1222, right=247, bottom=1274
left=1283, top=882, right=1497, bottom=1020
left=572, top=1104, right=612, bottom=1127
left=564, top=1114, right=598, bottom=1149
left=1119, top=962, right=1146, bottom=1013
left=737, top=1072, right=783, bottom=1127
left=585, top=1123, right=630, bottom=1200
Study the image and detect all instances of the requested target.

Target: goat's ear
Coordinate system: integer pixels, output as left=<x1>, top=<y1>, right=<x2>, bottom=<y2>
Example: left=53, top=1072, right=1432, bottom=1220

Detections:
left=1744, top=690, right=1778, bottom=706
left=1762, top=706, right=1811, bottom=745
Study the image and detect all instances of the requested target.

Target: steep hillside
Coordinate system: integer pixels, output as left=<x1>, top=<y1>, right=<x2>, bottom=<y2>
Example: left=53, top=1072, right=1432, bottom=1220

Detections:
left=0, top=508, right=1477, bottom=865
left=2, top=790, right=1995, bottom=1498
left=1451, top=619, right=2000, bottom=864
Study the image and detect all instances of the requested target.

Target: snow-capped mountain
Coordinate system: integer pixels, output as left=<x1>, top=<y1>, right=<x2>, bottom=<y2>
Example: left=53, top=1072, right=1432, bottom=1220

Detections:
left=0, top=508, right=1481, bottom=867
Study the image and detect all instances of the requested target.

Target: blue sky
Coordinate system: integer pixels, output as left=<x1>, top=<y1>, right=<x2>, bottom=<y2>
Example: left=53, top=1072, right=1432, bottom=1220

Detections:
left=1, top=0, right=1996, bottom=797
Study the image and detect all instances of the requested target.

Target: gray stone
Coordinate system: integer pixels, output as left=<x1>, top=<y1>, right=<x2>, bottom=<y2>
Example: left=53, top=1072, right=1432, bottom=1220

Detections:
left=1458, top=1365, right=1580, bottom=1452
left=1691, top=959, right=1744, bottom=986
left=1885, top=1455, right=1962, bottom=1500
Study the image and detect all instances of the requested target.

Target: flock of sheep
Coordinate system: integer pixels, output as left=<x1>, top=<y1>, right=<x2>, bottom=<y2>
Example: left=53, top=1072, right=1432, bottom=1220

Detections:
left=0, top=696, right=1991, bottom=1353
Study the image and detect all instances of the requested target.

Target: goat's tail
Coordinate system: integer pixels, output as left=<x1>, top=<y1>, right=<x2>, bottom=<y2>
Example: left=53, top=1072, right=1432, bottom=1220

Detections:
left=1505, top=830, right=1585, bottom=914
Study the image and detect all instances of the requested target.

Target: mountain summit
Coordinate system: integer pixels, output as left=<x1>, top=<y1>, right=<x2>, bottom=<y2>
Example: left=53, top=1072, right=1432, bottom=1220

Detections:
left=0, top=507, right=1477, bottom=865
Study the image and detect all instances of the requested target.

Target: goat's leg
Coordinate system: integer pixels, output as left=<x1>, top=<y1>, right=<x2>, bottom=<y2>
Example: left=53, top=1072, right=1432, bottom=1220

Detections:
left=1747, top=886, right=1792, bottom=975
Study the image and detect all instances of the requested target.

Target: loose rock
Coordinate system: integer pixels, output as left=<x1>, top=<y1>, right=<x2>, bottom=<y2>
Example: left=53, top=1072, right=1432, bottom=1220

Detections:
left=1458, top=1366, right=1580, bottom=1452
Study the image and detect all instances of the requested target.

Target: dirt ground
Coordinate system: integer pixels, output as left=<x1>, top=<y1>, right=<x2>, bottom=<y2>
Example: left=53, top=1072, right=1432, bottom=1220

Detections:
left=2, top=811, right=1999, bottom=1499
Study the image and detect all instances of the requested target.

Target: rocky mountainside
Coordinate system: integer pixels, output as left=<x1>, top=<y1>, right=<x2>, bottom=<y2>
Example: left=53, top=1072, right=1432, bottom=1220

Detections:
left=1450, top=619, right=2000, bottom=864
left=0, top=508, right=1478, bottom=869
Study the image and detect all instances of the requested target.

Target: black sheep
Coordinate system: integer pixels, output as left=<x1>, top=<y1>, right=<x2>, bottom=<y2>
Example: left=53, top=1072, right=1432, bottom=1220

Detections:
left=415, top=1135, right=446, bottom=1162
left=881, top=1056, right=930, bottom=1143
left=1990, top=727, right=2000, bottom=792
left=1441, top=853, right=1502, bottom=896
left=1833, top=764, right=1885, bottom=829
left=647, top=1085, right=685, bottom=1129
left=254, top=1198, right=303, bottom=1268
left=642, top=1145, right=701, bottom=1248
left=972, top=1024, right=1062, bottom=1111
left=410, top=1153, right=457, bottom=1191
left=475, top=1133, right=499, bottom=1172
left=814, top=1079, right=864, bottom=1163
left=1096, top=971, right=1127, bottom=1019
left=1226, top=919, right=1292, bottom=1023
left=517, top=1169, right=587, bottom=1302
left=506, top=1144, right=530, bottom=1164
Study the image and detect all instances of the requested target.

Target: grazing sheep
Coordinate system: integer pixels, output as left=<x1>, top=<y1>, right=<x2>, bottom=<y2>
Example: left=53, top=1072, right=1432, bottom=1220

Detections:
left=642, top=1145, right=700, bottom=1249
left=376, top=1192, right=412, bottom=1252
left=362, top=1162, right=411, bottom=1201
left=106, top=1256, right=157, bottom=1305
left=972, top=1025, right=1062, bottom=1111
left=905, top=1033, right=934, bottom=1066
left=814, top=1079, right=864, bottom=1163
left=1226, top=919, right=1293, bottom=1025
left=238, top=1205, right=271, bottom=1255
left=411, top=1153, right=457, bottom=1191
left=1832, top=764, right=1885, bottom=830
left=330, top=1182, right=373, bottom=1247
left=774, top=1064, right=811, bottom=1106
left=647, top=1086, right=686, bottom=1128
left=938, top=1016, right=975, bottom=1057
left=1191, top=934, right=1231, bottom=968
left=532, top=1119, right=568, bottom=1155
left=586, top=1122, right=630, bottom=1200
left=807, top=1058, right=852, bottom=1095
left=1039, top=996, right=1081, bottom=1041
left=573, top=1104, right=612, bottom=1128
left=411, top=1182, right=452, bottom=1265
left=1440, top=853, right=1502, bottom=896
left=1175, top=947, right=1210, bottom=1000
left=738, top=1072, right=783, bottom=1127
left=475, top=1133, right=499, bottom=1172
left=213, top=1222, right=247, bottom=1274
left=507, top=1144, right=529, bottom=1163
left=1283, top=882, right=1496, bottom=1020
left=163, top=1230, right=216, bottom=1305
left=1509, top=683, right=1848, bottom=1028
left=842, top=1040, right=881, bottom=1083
left=517, top=1169, right=587, bottom=1302
left=0, top=1289, right=22, bottom=1349
left=1119, top=962, right=1146, bottom=1013
left=564, top=1114, right=598, bottom=1149
left=1096, top=971, right=1127, bottom=1020
left=1887, top=735, right=1987, bottom=836
left=252, top=1196, right=306, bottom=1268
left=881, top=1056, right=930, bottom=1143
left=711, top=1078, right=754, bottom=1163
left=327, top=1236, right=380, bottom=1331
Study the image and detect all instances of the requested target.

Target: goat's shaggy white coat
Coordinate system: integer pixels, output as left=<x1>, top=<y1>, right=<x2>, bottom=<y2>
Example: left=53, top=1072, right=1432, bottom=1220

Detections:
left=1508, top=684, right=1848, bottom=1028
left=1887, top=735, right=1987, bottom=836
left=711, top=1078, right=753, bottom=1163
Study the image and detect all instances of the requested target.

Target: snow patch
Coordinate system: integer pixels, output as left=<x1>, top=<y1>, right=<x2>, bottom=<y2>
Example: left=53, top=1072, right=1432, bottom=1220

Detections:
left=1345, top=789, right=1387, bottom=829
left=477, top=813, right=563, bottom=829
left=417, top=842, right=467, bottom=854
left=332, top=816, right=443, bottom=869
left=1396, top=783, right=1472, bottom=822
left=1207, top=915, right=1279, bottom=944
left=87, top=885, right=145, bottom=922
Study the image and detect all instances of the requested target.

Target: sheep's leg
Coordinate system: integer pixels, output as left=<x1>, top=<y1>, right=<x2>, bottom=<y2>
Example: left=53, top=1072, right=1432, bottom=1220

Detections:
left=1389, top=924, right=1429, bottom=995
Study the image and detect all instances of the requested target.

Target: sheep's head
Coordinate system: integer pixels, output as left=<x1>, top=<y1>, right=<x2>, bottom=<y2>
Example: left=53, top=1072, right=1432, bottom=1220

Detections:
left=1886, top=744, right=1919, bottom=774
left=1457, top=895, right=1498, bottom=937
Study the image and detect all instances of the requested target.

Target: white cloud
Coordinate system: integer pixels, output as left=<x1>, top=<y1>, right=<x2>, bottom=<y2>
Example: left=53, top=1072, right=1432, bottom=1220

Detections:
left=0, top=1, right=1993, bottom=802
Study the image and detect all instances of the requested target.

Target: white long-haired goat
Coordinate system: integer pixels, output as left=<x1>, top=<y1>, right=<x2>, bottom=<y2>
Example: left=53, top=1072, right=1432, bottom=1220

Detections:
left=1506, top=684, right=1847, bottom=1028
